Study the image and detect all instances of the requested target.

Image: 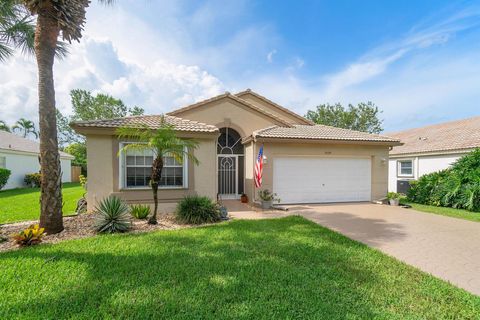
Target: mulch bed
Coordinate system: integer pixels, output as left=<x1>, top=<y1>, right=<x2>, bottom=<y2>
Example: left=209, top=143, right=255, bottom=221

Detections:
left=0, top=214, right=189, bottom=253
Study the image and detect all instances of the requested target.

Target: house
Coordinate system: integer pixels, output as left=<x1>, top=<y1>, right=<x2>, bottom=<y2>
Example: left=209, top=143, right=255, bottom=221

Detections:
left=72, top=89, right=401, bottom=212
left=388, top=116, right=480, bottom=193
left=0, top=131, right=74, bottom=190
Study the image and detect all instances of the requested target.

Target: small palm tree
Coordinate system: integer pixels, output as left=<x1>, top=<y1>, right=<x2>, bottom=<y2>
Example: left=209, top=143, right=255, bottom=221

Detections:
left=12, top=118, right=38, bottom=138
left=117, top=117, right=200, bottom=224
left=0, top=120, right=11, bottom=132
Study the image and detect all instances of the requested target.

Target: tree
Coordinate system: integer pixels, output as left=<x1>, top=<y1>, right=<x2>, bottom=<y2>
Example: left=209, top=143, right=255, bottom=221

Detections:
left=1, top=1, right=67, bottom=62
left=64, top=143, right=87, bottom=175
left=0, top=120, right=11, bottom=132
left=117, top=118, right=199, bottom=225
left=12, top=118, right=38, bottom=138
left=70, top=89, right=145, bottom=122
left=15, top=0, right=113, bottom=234
left=305, top=102, right=384, bottom=134
left=57, top=90, right=145, bottom=147
left=0, top=0, right=34, bottom=62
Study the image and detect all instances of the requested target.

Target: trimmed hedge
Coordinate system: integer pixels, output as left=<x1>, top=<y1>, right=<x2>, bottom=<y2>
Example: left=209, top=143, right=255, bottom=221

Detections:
left=24, top=173, right=41, bottom=187
left=0, top=168, right=11, bottom=190
left=408, top=149, right=480, bottom=212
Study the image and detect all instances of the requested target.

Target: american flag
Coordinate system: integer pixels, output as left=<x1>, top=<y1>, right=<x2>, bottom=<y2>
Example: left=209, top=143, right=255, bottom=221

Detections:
left=254, top=145, right=264, bottom=188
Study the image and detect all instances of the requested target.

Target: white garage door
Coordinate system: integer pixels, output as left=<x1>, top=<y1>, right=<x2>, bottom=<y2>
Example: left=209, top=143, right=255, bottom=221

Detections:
left=273, top=157, right=372, bottom=204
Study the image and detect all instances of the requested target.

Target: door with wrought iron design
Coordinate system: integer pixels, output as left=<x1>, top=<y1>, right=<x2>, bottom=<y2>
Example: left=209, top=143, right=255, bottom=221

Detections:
left=218, top=155, right=237, bottom=199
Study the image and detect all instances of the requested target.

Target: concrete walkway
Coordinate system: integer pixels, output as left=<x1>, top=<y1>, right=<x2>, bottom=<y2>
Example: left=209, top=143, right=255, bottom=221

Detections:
left=226, top=201, right=480, bottom=296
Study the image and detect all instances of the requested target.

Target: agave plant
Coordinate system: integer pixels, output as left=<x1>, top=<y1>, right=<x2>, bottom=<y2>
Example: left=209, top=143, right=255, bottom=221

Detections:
left=94, top=196, right=131, bottom=233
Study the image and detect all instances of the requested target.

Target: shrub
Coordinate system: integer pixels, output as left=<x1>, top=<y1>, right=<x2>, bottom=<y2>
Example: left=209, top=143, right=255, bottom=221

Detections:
left=176, top=196, right=220, bottom=224
left=0, top=168, right=11, bottom=190
left=407, top=149, right=480, bottom=212
left=130, top=204, right=150, bottom=219
left=258, top=189, right=280, bottom=202
left=94, top=196, right=131, bottom=233
left=12, top=224, right=45, bottom=246
left=24, top=173, right=41, bottom=187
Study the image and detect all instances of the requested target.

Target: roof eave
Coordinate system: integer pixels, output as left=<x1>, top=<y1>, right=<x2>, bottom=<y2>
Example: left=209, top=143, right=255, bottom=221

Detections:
left=254, top=136, right=402, bottom=146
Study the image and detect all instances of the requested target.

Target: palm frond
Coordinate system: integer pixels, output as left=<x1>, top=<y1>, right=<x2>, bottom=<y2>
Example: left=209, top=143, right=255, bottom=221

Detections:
left=118, top=143, right=152, bottom=157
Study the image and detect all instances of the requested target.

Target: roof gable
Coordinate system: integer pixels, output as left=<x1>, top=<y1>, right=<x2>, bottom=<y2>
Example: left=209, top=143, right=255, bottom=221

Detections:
left=235, top=89, right=314, bottom=125
left=167, top=93, right=292, bottom=127
left=388, top=116, right=480, bottom=155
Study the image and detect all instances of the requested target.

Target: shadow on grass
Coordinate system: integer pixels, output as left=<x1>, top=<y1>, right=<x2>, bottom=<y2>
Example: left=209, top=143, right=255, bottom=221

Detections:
left=0, top=217, right=478, bottom=319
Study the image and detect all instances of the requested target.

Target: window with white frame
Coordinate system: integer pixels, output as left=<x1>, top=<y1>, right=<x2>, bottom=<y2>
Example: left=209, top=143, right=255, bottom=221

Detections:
left=122, top=144, right=186, bottom=189
left=0, top=156, right=6, bottom=169
left=397, top=160, right=413, bottom=177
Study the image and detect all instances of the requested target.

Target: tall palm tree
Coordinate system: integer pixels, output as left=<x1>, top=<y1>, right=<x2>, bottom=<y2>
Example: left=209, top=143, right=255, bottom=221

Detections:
left=0, top=120, right=11, bottom=132
left=12, top=118, right=38, bottom=138
left=13, top=0, right=113, bottom=234
left=117, top=118, right=199, bottom=224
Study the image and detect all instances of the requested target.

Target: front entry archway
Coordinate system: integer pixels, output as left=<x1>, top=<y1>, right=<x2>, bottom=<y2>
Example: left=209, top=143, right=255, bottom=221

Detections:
left=217, top=127, right=244, bottom=199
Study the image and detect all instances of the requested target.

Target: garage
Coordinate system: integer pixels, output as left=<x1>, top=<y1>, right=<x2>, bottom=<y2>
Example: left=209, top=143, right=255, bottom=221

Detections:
left=273, top=157, right=372, bottom=204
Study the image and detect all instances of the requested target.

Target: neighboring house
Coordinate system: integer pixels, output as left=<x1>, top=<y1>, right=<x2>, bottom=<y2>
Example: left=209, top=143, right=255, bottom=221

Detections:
left=0, top=131, right=74, bottom=190
left=72, top=89, right=400, bottom=212
left=388, top=116, right=480, bottom=193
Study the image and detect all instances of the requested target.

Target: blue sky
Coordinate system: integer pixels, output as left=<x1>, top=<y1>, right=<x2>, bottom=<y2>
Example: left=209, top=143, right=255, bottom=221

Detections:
left=1, top=0, right=479, bottom=132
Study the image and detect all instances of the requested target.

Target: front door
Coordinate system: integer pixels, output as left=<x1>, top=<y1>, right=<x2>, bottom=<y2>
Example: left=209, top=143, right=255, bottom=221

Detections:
left=218, top=155, right=237, bottom=199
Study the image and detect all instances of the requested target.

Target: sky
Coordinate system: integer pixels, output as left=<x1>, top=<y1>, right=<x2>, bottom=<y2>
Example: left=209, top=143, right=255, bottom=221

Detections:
left=1, top=0, right=480, bottom=132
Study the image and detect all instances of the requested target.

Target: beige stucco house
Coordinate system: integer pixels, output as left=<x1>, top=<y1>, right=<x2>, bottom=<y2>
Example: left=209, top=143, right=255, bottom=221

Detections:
left=72, top=89, right=401, bottom=212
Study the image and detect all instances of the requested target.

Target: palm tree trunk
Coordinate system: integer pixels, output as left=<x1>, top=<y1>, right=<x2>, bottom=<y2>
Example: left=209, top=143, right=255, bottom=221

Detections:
left=149, top=156, right=163, bottom=224
left=35, top=2, right=63, bottom=234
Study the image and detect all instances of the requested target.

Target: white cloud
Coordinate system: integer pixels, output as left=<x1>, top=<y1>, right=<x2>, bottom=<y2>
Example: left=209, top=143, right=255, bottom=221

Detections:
left=267, top=49, right=277, bottom=63
left=0, top=36, right=224, bottom=125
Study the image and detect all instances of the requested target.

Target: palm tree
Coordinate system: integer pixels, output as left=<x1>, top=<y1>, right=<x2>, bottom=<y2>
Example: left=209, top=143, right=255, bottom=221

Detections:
left=12, top=118, right=38, bottom=138
left=0, top=1, right=67, bottom=62
left=0, top=0, right=34, bottom=61
left=9, top=0, right=113, bottom=234
left=117, top=118, right=199, bottom=224
left=0, top=120, right=11, bottom=132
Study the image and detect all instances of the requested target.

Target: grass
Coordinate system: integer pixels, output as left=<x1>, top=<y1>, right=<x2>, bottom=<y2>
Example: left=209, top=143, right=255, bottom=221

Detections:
left=0, top=217, right=478, bottom=319
left=401, top=200, right=480, bottom=222
left=0, top=183, right=83, bottom=224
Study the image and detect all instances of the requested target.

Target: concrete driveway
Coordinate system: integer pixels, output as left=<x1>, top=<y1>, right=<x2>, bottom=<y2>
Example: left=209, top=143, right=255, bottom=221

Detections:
left=227, top=201, right=480, bottom=296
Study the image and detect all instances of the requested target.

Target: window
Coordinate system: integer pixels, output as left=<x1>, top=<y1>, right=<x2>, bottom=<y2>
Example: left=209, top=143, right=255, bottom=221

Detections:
left=122, top=144, right=187, bottom=189
left=397, top=160, right=413, bottom=177
left=0, top=156, right=5, bottom=169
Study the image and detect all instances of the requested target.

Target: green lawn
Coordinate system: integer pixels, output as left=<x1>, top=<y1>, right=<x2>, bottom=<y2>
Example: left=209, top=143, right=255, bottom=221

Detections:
left=0, top=183, right=83, bottom=224
left=0, top=217, right=478, bottom=319
left=401, top=200, right=480, bottom=222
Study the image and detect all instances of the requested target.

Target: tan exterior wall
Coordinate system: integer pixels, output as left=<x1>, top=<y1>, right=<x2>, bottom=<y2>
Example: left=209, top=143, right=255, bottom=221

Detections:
left=171, top=99, right=281, bottom=138
left=244, top=141, right=255, bottom=201
left=85, top=134, right=217, bottom=213
left=252, top=141, right=389, bottom=202
left=238, top=93, right=307, bottom=125
left=86, top=135, right=115, bottom=211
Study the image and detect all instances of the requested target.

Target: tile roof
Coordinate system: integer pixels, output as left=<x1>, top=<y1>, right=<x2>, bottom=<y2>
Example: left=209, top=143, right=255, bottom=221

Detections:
left=235, top=89, right=314, bottom=125
left=0, top=131, right=74, bottom=158
left=167, top=92, right=293, bottom=127
left=252, top=124, right=401, bottom=143
left=388, top=116, right=480, bottom=155
left=71, top=115, right=219, bottom=133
